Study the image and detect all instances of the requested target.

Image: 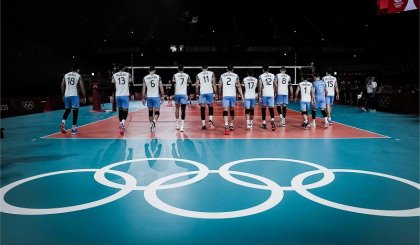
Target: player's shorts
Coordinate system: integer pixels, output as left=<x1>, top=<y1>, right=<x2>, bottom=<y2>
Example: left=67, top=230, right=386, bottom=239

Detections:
left=116, top=96, right=129, bottom=109
left=222, top=96, right=236, bottom=108
left=300, top=101, right=312, bottom=112
left=199, top=93, right=214, bottom=105
left=315, top=100, right=326, bottom=109
left=244, top=98, right=256, bottom=108
left=147, top=97, right=160, bottom=109
left=326, top=96, right=334, bottom=105
left=174, top=94, right=188, bottom=105
left=64, top=96, right=79, bottom=109
left=276, top=95, right=289, bottom=105
left=261, top=96, right=274, bottom=107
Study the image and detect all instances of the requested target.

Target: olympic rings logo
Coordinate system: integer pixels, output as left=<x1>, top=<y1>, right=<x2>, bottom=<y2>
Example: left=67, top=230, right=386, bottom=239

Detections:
left=1, top=158, right=419, bottom=218
left=21, top=101, right=34, bottom=110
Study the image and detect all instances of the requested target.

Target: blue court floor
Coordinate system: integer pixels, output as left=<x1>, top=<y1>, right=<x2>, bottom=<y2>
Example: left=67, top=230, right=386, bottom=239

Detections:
left=1, top=102, right=419, bottom=245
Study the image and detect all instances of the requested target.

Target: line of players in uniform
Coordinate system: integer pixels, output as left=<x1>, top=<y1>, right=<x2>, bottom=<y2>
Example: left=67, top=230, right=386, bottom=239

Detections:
left=59, top=64, right=339, bottom=135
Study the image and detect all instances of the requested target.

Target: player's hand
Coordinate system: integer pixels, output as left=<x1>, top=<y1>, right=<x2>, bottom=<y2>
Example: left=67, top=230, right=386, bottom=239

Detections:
left=62, top=96, right=65, bottom=102
left=160, top=97, right=164, bottom=104
left=81, top=98, right=87, bottom=104
left=336, top=95, right=339, bottom=101
left=142, top=99, right=146, bottom=106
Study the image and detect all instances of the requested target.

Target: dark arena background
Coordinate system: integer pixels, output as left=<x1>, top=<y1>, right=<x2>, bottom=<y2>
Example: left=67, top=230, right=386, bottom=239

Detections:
left=1, top=1, right=419, bottom=245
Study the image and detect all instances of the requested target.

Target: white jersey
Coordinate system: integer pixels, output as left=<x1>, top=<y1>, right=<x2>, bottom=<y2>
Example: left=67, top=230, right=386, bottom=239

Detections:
left=298, top=81, right=313, bottom=102
left=143, top=74, right=161, bottom=97
left=366, top=81, right=377, bottom=94
left=276, top=73, right=291, bottom=95
left=173, top=72, right=191, bottom=95
left=259, top=72, right=276, bottom=97
left=323, top=75, right=337, bottom=96
left=196, top=70, right=215, bottom=94
left=243, top=76, right=258, bottom=99
left=113, top=72, right=131, bottom=96
left=64, top=72, right=81, bottom=97
left=220, top=72, right=239, bottom=97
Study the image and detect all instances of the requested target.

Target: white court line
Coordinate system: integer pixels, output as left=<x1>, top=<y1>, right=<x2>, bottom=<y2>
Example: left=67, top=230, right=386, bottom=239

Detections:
left=40, top=107, right=390, bottom=140
left=287, top=108, right=390, bottom=139
left=40, top=108, right=143, bottom=139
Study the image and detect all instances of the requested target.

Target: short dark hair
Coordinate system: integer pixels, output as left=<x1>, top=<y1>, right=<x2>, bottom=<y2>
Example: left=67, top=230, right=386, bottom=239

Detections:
left=149, top=66, right=156, bottom=72
left=202, top=64, right=208, bottom=69
left=313, top=72, right=320, bottom=78
left=262, top=65, right=269, bottom=71
left=280, top=66, right=286, bottom=71
left=325, top=67, right=332, bottom=74
left=72, top=65, right=79, bottom=71
left=178, top=64, right=184, bottom=71
left=247, top=69, right=254, bottom=76
left=118, top=64, right=125, bottom=71
left=227, top=65, right=233, bottom=71
left=302, top=74, right=312, bottom=81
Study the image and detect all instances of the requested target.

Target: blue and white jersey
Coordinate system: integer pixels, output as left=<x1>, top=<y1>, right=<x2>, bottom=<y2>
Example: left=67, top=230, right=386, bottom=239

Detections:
left=196, top=70, right=215, bottom=94
left=220, top=71, right=239, bottom=97
left=243, top=76, right=258, bottom=99
left=298, top=80, right=313, bottom=102
left=259, top=72, right=276, bottom=97
left=113, top=72, right=131, bottom=96
left=64, top=72, right=81, bottom=97
left=313, top=79, right=327, bottom=101
left=323, top=75, right=337, bottom=96
left=143, top=74, right=162, bottom=97
left=173, top=72, right=191, bottom=95
left=276, top=73, right=291, bottom=95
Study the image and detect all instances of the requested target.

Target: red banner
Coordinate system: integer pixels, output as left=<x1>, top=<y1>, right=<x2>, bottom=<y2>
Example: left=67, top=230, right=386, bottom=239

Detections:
left=378, top=0, right=419, bottom=14
left=388, top=0, right=409, bottom=13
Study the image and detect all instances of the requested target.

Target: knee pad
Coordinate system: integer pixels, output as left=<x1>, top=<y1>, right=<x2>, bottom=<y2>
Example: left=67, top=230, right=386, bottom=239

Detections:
left=311, top=109, right=316, bottom=119
left=223, top=111, right=228, bottom=117
left=148, top=110, right=153, bottom=117
left=301, top=111, right=307, bottom=115
left=268, top=107, right=274, bottom=117
left=245, top=108, right=250, bottom=115
left=250, top=108, right=254, bottom=116
left=181, top=104, right=186, bottom=119
left=321, top=109, right=327, bottom=117
left=200, top=107, right=205, bottom=119
left=155, top=111, right=160, bottom=117
left=230, top=109, right=234, bottom=117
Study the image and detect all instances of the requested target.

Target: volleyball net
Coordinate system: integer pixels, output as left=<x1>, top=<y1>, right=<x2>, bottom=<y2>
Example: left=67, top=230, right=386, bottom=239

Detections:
left=127, top=65, right=313, bottom=88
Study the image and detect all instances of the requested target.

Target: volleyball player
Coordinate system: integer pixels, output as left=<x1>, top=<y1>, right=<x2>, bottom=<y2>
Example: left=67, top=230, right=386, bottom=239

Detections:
left=111, top=64, right=133, bottom=135
left=142, top=66, right=165, bottom=133
left=323, top=70, right=339, bottom=125
left=218, top=65, right=244, bottom=135
left=294, top=75, right=314, bottom=129
left=60, top=65, right=86, bottom=134
left=243, top=69, right=258, bottom=130
left=258, top=65, right=277, bottom=131
left=172, top=64, right=191, bottom=132
left=312, top=73, right=329, bottom=128
left=196, top=65, right=217, bottom=131
left=275, top=66, right=293, bottom=127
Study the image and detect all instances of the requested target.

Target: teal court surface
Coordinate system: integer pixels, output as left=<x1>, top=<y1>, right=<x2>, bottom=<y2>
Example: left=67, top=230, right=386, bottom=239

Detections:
left=1, top=101, right=419, bottom=245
